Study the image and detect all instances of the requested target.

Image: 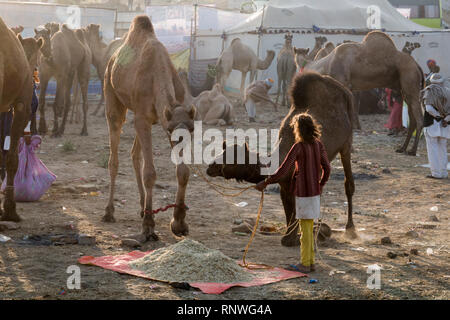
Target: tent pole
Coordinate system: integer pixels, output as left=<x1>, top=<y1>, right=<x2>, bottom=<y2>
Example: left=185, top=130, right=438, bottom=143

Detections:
left=194, top=3, right=198, bottom=60
left=255, top=5, right=266, bottom=81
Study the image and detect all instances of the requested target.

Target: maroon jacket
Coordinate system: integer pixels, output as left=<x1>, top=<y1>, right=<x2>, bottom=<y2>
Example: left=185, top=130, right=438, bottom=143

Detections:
left=264, top=140, right=331, bottom=197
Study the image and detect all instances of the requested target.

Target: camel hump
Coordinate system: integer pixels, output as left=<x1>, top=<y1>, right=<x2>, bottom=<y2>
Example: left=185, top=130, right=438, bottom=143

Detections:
left=290, top=72, right=351, bottom=108
left=230, top=38, right=241, bottom=46
left=363, top=31, right=395, bottom=47
left=130, top=15, right=154, bottom=34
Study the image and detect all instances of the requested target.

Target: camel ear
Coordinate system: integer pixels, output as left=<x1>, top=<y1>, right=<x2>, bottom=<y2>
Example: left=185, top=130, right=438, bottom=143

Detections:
left=37, top=38, right=44, bottom=49
left=164, top=107, right=172, bottom=122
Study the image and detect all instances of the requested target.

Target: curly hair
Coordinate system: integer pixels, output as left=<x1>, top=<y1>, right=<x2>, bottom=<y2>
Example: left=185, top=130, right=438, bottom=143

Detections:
left=290, top=112, right=322, bottom=144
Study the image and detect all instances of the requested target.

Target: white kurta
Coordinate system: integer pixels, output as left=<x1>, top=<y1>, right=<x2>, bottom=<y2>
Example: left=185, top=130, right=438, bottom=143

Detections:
left=295, top=195, right=321, bottom=220
left=424, top=104, right=449, bottom=178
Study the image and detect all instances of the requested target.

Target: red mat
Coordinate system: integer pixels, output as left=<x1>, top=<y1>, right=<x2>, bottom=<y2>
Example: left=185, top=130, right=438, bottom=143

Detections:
left=78, top=250, right=307, bottom=294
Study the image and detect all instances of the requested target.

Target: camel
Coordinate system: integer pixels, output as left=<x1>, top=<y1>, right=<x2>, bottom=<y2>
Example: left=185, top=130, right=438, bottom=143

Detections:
left=83, top=24, right=125, bottom=116
left=307, top=36, right=327, bottom=60
left=215, top=38, right=275, bottom=101
left=294, top=31, right=425, bottom=155
left=36, top=24, right=91, bottom=137
left=207, top=72, right=356, bottom=246
left=402, top=41, right=421, bottom=55
left=103, top=15, right=196, bottom=241
left=11, top=26, right=24, bottom=35
left=178, top=70, right=234, bottom=126
left=275, top=33, right=297, bottom=107
left=314, top=42, right=335, bottom=61
left=0, top=18, right=44, bottom=221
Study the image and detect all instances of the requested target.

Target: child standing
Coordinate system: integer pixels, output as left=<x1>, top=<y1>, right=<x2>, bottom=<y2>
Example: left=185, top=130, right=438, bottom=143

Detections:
left=255, top=112, right=331, bottom=273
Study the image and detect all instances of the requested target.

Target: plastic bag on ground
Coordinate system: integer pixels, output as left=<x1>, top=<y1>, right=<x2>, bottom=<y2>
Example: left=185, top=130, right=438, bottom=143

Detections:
left=1, top=136, right=56, bottom=202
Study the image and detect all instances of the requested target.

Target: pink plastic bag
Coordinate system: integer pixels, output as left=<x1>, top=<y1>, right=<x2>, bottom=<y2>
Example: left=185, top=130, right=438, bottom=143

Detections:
left=1, top=136, right=56, bottom=202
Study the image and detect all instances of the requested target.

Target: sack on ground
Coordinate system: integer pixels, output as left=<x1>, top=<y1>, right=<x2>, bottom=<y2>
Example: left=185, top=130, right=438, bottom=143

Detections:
left=1, top=136, right=56, bottom=202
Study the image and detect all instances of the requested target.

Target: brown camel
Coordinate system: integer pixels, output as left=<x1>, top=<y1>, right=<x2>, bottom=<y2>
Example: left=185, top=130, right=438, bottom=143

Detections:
left=215, top=38, right=275, bottom=101
left=314, top=41, right=335, bottom=60
left=11, top=25, right=24, bottom=35
left=36, top=24, right=91, bottom=137
left=103, top=15, right=195, bottom=241
left=179, top=70, right=234, bottom=125
left=307, top=36, right=327, bottom=60
left=207, top=72, right=356, bottom=246
left=275, top=33, right=297, bottom=107
left=294, top=31, right=425, bottom=155
left=0, top=18, right=44, bottom=221
left=83, top=24, right=125, bottom=116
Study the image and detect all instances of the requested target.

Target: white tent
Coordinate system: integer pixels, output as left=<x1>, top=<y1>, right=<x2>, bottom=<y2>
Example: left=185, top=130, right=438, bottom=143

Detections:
left=193, top=0, right=450, bottom=93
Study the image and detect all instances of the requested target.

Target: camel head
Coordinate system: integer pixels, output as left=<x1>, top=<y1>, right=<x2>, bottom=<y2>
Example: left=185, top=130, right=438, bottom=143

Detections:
left=18, top=35, right=45, bottom=71
left=164, top=105, right=196, bottom=135
left=11, top=25, right=24, bottom=35
left=293, top=47, right=310, bottom=70
left=315, top=36, right=327, bottom=47
left=34, top=28, right=51, bottom=59
left=284, top=33, right=293, bottom=47
left=206, top=142, right=265, bottom=184
left=44, top=22, right=60, bottom=36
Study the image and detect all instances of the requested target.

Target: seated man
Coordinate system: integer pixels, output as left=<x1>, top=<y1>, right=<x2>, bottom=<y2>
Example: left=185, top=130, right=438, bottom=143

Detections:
left=244, top=78, right=277, bottom=122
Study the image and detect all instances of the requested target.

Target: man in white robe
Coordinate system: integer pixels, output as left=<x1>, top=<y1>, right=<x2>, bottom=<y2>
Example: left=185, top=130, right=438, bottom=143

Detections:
left=422, top=74, right=450, bottom=179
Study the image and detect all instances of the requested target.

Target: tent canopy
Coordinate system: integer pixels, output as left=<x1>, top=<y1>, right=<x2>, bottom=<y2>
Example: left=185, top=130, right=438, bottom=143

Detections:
left=225, top=0, right=434, bottom=33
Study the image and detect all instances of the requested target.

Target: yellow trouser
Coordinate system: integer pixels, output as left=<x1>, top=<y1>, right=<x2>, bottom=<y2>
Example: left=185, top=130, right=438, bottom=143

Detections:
left=300, top=219, right=314, bottom=266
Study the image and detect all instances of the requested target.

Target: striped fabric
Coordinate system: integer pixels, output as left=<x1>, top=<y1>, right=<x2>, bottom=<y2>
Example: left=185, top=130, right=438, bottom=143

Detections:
left=265, top=140, right=331, bottom=197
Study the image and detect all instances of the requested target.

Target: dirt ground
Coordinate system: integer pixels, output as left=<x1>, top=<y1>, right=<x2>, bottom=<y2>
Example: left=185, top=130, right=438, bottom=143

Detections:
left=0, top=97, right=448, bottom=300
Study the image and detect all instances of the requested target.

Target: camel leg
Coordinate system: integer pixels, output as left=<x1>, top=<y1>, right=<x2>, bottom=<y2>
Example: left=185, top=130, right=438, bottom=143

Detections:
left=240, top=71, right=247, bottom=104
left=340, top=142, right=357, bottom=239
left=103, top=86, right=126, bottom=223
left=280, top=181, right=300, bottom=247
left=92, top=77, right=105, bottom=116
left=134, top=116, right=158, bottom=240
left=275, top=77, right=282, bottom=106
left=352, top=91, right=362, bottom=130
left=282, top=80, right=287, bottom=107
left=56, top=71, right=76, bottom=137
left=406, top=99, right=423, bottom=156
left=131, top=136, right=145, bottom=217
left=38, top=76, right=49, bottom=135
left=170, top=162, right=190, bottom=236
left=2, top=102, right=29, bottom=222
left=78, top=67, right=90, bottom=136
left=51, top=74, right=65, bottom=136
left=396, top=105, right=416, bottom=154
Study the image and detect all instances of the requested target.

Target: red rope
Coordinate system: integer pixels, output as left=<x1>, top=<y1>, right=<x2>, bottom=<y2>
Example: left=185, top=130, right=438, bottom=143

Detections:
left=144, top=204, right=189, bottom=215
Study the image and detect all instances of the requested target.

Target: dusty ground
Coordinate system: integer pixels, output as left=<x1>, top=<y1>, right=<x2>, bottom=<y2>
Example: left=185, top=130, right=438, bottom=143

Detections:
left=0, top=98, right=448, bottom=300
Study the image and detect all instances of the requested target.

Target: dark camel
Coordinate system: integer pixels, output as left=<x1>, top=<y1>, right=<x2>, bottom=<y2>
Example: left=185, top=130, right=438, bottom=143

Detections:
left=207, top=72, right=356, bottom=246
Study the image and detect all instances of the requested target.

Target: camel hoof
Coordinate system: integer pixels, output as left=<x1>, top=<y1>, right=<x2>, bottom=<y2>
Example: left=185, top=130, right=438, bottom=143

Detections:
left=170, top=219, right=189, bottom=236
left=102, top=214, right=116, bottom=223
left=1, top=212, right=22, bottom=222
left=80, top=131, right=88, bottom=137
left=344, top=226, right=358, bottom=239
left=395, top=147, right=405, bottom=153
left=281, top=234, right=300, bottom=247
left=406, top=150, right=417, bottom=156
